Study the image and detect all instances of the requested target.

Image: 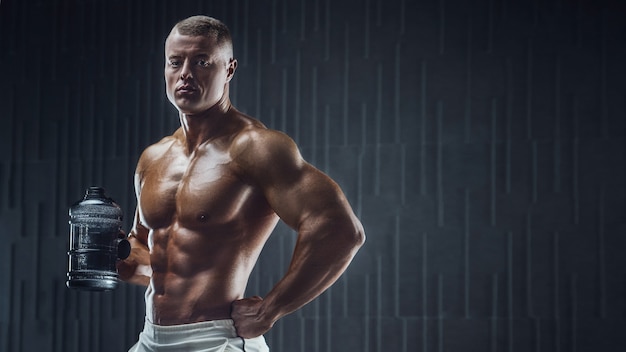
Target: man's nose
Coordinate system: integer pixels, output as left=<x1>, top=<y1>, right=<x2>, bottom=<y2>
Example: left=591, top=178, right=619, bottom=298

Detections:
left=180, top=60, right=193, bottom=80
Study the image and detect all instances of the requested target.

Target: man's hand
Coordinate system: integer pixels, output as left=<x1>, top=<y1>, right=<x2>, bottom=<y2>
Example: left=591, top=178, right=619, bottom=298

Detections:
left=115, top=230, right=151, bottom=286
left=231, top=296, right=275, bottom=338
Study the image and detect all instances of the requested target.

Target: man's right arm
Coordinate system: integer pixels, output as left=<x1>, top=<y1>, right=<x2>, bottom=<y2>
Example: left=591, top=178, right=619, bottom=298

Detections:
left=116, top=209, right=152, bottom=287
left=116, top=156, right=153, bottom=287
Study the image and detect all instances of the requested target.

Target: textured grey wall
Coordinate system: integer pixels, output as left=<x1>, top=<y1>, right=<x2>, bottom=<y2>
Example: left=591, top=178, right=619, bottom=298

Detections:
left=1, top=0, right=625, bottom=351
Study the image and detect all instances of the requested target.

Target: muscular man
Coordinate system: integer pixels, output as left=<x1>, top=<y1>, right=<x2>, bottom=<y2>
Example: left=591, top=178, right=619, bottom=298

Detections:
left=117, top=15, right=365, bottom=352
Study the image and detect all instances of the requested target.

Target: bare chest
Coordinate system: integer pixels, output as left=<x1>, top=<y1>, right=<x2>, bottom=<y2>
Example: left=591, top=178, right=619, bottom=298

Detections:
left=138, top=146, right=262, bottom=231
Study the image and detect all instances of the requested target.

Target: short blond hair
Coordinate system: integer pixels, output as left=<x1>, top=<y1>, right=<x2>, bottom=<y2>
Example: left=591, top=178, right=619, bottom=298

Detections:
left=170, top=15, right=233, bottom=57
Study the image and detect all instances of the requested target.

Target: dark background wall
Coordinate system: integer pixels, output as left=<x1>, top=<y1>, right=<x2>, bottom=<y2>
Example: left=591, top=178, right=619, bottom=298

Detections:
left=1, top=0, right=625, bottom=351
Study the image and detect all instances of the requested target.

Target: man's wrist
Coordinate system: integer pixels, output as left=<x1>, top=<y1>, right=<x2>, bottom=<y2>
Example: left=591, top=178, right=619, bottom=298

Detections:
left=258, top=297, right=282, bottom=326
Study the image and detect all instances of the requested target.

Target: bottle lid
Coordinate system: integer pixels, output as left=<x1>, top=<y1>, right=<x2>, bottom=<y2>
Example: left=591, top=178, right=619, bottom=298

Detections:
left=85, top=187, right=106, bottom=199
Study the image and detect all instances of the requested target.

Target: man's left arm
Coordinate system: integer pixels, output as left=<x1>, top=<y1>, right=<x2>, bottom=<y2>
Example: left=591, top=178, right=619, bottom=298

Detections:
left=231, top=130, right=365, bottom=338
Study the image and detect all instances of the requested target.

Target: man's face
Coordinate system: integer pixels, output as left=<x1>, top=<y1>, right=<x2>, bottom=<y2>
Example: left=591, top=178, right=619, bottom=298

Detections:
left=164, top=30, right=236, bottom=114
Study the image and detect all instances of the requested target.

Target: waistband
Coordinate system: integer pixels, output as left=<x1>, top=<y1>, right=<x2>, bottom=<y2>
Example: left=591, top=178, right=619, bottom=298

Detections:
left=145, top=318, right=235, bottom=332
left=141, top=318, right=237, bottom=343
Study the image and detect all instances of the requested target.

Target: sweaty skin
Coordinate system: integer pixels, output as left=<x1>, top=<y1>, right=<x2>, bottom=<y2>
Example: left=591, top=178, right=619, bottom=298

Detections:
left=117, top=29, right=365, bottom=338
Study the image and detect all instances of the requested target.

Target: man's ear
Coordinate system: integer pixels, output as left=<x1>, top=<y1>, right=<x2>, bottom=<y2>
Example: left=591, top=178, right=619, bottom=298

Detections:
left=226, top=58, right=238, bottom=82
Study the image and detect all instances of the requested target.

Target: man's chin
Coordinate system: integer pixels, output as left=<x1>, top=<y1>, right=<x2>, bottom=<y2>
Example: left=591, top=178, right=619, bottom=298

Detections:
left=177, top=108, right=205, bottom=116
left=173, top=101, right=205, bottom=115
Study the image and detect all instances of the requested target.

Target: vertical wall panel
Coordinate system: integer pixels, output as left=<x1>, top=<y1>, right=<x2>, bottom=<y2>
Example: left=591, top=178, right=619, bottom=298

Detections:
left=1, top=0, right=625, bottom=351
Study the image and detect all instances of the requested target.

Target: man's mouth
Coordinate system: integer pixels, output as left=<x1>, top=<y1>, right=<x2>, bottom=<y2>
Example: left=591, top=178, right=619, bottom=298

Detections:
left=176, top=85, right=197, bottom=93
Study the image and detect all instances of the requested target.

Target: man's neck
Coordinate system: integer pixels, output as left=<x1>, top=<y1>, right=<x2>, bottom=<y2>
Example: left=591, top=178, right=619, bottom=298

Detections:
left=178, top=99, right=232, bottom=155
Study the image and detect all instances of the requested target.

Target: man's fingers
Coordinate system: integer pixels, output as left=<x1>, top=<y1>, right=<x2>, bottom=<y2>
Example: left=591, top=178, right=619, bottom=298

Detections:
left=232, top=296, right=263, bottom=316
left=231, top=296, right=273, bottom=339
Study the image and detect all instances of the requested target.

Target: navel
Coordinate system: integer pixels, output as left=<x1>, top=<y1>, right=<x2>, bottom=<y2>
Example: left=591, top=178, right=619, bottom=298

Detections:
left=197, top=213, right=210, bottom=222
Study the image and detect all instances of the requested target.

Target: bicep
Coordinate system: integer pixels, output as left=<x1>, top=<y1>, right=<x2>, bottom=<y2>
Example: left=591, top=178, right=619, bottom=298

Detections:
left=128, top=208, right=149, bottom=247
left=130, top=158, right=149, bottom=247
left=265, top=164, right=351, bottom=231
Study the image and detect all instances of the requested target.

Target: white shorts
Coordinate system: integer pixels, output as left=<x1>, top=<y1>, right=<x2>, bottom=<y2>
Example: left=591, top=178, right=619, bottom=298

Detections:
left=128, top=318, right=270, bottom=352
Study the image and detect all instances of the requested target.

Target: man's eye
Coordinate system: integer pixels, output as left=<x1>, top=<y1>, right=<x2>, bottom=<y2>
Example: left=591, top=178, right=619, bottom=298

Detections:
left=168, top=60, right=181, bottom=67
left=197, top=60, right=210, bottom=67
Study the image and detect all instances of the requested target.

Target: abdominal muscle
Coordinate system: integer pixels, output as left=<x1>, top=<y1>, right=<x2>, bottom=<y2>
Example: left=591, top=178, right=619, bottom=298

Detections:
left=144, top=217, right=277, bottom=326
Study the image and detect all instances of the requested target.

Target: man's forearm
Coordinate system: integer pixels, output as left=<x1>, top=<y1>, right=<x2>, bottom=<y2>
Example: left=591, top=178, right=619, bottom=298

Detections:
left=117, top=234, right=152, bottom=287
left=125, top=263, right=152, bottom=287
left=260, top=221, right=365, bottom=323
